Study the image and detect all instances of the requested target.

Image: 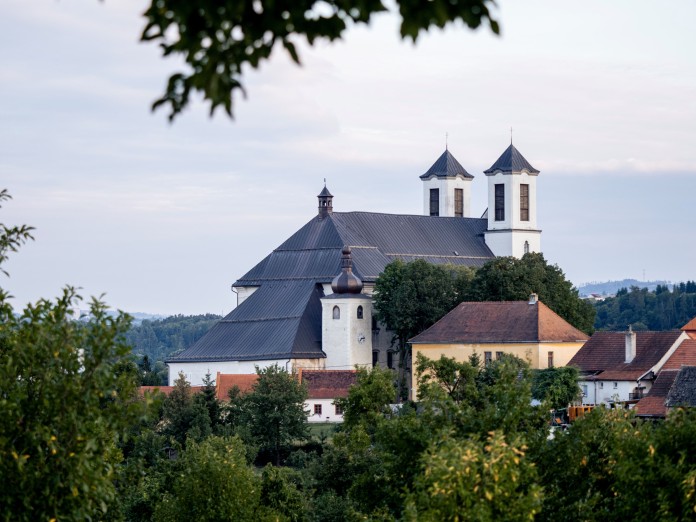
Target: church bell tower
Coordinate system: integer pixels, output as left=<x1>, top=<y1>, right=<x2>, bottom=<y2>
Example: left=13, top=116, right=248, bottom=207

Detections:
left=420, top=148, right=474, bottom=218
left=483, top=143, right=541, bottom=258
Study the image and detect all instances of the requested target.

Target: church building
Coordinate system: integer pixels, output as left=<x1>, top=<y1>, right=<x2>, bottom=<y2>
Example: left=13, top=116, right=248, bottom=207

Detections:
left=166, top=144, right=542, bottom=385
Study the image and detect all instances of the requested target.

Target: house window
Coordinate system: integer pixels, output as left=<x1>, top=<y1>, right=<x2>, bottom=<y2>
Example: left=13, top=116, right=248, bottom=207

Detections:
left=494, top=184, right=505, bottom=221
left=454, top=188, right=463, bottom=217
left=335, top=403, right=343, bottom=415
left=496, top=351, right=503, bottom=360
left=357, top=306, right=363, bottom=319
left=429, top=189, right=439, bottom=216
left=387, top=351, right=394, bottom=369
left=520, top=184, right=529, bottom=221
left=332, top=306, right=340, bottom=320
left=548, top=351, right=554, bottom=368
left=599, top=382, right=604, bottom=389
left=372, top=351, right=379, bottom=367
left=524, top=241, right=530, bottom=254
left=613, top=382, right=618, bottom=389
left=484, top=351, right=492, bottom=365
left=314, top=404, right=322, bottom=415
left=581, top=384, right=588, bottom=397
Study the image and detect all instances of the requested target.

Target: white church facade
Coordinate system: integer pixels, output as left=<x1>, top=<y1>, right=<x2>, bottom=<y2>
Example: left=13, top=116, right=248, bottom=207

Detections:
left=166, top=143, right=542, bottom=385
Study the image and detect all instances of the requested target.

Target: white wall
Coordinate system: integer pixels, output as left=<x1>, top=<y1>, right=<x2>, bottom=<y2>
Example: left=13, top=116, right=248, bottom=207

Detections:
left=233, top=286, right=258, bottom=306
left=486, top=171, right=539, bottom=231
left=484, top=229, right=541, bottom=258
left=306, top=398, right=344, bottom=423
left=321, top=295, right=373, bottom=370
left=579, top=379, right=646, bottom=406
left=421, top=177, right=472, bottom=217
left=167, top=358, right=325, bottom=386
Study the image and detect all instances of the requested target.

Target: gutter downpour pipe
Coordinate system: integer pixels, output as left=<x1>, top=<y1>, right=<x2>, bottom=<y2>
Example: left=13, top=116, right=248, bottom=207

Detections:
left=231, top=285, right=238, bottom=307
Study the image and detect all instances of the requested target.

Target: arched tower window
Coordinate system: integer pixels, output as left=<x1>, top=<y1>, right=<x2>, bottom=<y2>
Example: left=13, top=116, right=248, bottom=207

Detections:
left=524, top=241, right=530, bottom=254
left=357, top=306, right=363, bottom=319
left=332, top=306, right=340, bottom=320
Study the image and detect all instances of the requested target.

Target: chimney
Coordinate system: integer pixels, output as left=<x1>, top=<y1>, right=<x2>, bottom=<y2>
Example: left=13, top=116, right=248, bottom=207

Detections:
left=625, top=325, right=636, bottom=363
left=529, top=293, right=538, bottom=305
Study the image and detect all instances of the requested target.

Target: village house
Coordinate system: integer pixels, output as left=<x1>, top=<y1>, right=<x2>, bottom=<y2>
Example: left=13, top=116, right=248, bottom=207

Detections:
left=409, top=294, right=589, bottom=399
left=166, top=144, right=543, bottom=386
left=569, top=327, right=690, bottom=406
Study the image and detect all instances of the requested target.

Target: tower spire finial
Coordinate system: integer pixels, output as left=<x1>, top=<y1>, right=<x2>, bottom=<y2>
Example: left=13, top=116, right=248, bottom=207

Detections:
left=510, top=126, right=513, bottom=145
left=445, top=132, right=448, bottom=151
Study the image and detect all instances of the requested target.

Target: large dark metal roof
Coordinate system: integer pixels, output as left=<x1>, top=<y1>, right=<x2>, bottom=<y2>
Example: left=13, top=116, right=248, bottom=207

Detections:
left=484, top=144, right=539, bottom=175
left=235, top=212, right=494, bottom=287
left=419, top=149, right=474, bottom=180
left=174, top=211, right=495, bottom=364
left=168, top=281, right=324, bottom=363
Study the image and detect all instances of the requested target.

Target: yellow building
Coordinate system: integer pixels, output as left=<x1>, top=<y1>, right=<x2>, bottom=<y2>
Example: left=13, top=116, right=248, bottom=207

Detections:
left=409, top=294, right=589, bottom=399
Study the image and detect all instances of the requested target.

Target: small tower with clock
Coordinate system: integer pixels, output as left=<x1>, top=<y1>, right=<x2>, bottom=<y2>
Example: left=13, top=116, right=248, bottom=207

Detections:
left=321, top=246, right=373, bottom=370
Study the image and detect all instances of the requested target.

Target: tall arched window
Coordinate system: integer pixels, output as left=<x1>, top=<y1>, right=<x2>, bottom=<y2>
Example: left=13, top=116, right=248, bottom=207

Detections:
left=524, top=241, right=530, bottom=254
left=357, top=305, right=363, bottom=319
left=332, top=306, right=340, bottom=320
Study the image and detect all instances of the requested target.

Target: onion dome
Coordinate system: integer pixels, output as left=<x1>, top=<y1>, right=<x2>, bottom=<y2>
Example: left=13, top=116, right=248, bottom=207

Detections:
left=331, top=246, right=363, bottom=294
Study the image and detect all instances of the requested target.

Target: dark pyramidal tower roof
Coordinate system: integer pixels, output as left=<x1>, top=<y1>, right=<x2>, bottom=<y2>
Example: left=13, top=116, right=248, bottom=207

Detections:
left=484, top=144, right=539, bottom=174
left=420, top=149, right=474, bottom=180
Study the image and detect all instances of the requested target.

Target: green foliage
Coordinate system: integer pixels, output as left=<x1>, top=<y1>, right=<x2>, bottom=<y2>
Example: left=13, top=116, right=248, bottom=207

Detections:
left=153, top=436, right=264, bottom=521
left=140, top=0, right=498, bottom=120
left=469, top=253, right=596, bottom=334
left=405, top=431, right=543, bottom=522
left=594, top=283, right=696, bottom=331
left=160, top=372, right=212, bottom=446
left=0, top=287, right=144, bottom=520
left=531, top=366, right=581, bottom=409
left=260, top=465, right=309, bottom=522
left=126, top=313, right=220, bottom=366
left=230, top=364, right=309, bottom=465
left=336, top=366, right=395, bottom=432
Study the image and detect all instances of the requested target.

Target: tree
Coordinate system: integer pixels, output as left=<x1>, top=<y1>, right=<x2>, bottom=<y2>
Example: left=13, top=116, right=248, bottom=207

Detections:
left=372, top=259, right=474, bottom=395
left=531, top=366, right=581, bottom=410
left=0, top=190, right=145, bottom=521
left=336, top=366, right=396, bottom=433
left=160, top=372, right=211, bottom=446
left=405, top=431, right=543, bottom=522
left=153, top=436, right=265, bottom=522
left=238, top=364, right=309, bottom=465
left=140, top=0, right=499, bottom=120
left=469, top=253, right=596, bottom=334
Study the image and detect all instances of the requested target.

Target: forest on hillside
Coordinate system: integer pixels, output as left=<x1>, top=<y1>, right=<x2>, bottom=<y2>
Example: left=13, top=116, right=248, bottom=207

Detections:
left=593, top=282, right=696, bottom=331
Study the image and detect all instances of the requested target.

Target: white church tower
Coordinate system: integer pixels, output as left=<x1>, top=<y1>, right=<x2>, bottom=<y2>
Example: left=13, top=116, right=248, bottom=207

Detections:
left=320, top=247, right=373, bottom=370
left=420, top=148, right=474, bottom=217
left=484, top=143, right=541, bottom=258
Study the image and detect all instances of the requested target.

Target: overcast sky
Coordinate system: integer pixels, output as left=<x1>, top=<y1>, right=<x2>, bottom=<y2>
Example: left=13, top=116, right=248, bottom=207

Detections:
left=2, top=0, right=695, bottom=316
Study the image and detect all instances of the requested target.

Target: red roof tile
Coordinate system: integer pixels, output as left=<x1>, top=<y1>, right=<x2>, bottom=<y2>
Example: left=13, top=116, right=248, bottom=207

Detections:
left=634, top=396, right=668, bottom=417
left=569, top=331, right=683, bottom=375
left=662, top=340, right=696, bottom=370
left=139, top=386, right=204, bottom=397
left=409, top=301, right=589, bottom=344
left=216, top=373, right=258, bottom=400
left=300, top=370, right=358, bottom=399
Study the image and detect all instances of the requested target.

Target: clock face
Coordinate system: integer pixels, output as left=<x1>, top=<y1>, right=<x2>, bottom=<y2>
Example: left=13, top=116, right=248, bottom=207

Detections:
left=357, top=333, right=366, bottom=343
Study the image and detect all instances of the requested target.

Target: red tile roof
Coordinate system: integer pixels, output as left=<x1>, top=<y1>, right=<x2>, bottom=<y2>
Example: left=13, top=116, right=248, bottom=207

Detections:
left=300, top=369, right=358, bottom=399
left=216, top=373, right=258, bottom=400
left=662, top=339, right=696, bottom=370
left=409, top=301, right=589, bottom=344
left=139, top=386, right=204, bottom=397
left=633, top=369, right=679, bottom=417
left=569, top=331, right=683, bottom=376
left=682, top=317, right=696, bottom=337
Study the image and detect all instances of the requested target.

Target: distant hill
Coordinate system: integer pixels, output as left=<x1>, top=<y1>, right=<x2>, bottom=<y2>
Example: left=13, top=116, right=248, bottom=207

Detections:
left=578, top=279, right=672, bottom=297
left=125, top=313, right=222, bottom=363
